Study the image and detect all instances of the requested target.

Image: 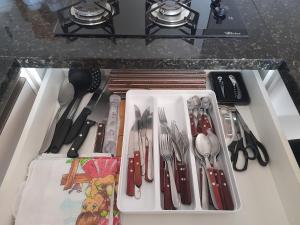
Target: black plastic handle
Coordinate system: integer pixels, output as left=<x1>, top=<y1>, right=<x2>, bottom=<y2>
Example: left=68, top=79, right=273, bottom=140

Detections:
left=48, top=119, right=73, bottom=153
left=67, top=120, right=96, bottom=158
left=64, top=107, right=92, bottom=144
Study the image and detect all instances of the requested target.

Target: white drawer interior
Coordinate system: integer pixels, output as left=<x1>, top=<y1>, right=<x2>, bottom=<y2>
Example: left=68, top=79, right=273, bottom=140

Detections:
left=0, top=69, right=299, bottom=225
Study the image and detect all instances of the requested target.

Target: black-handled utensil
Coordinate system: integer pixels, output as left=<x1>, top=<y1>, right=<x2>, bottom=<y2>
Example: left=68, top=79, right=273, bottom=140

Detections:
left=67, top=120, right=96, bottom=158
left=64, top=80, right=108, bottom=144
left=48, top=93, right=82, bottom=153
left=63, top=67, right=102, bottom=144
left=48, top=119, right=73, bottom=153
left=48, top=66, right=101, bottom=154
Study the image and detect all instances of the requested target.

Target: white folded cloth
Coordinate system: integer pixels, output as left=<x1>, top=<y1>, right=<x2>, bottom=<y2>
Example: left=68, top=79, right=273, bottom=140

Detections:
left=15, top=156, right=120, bottom=225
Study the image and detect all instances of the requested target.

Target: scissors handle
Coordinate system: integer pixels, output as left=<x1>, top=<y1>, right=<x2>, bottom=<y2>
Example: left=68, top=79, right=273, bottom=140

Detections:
left=230, top=140, right=249, bottom=172
left=250, top=131, right=269, bottom=166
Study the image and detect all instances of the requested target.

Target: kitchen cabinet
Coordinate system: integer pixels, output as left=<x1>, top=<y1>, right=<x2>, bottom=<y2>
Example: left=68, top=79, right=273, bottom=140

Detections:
left=0, top=69, right=299, bottom=225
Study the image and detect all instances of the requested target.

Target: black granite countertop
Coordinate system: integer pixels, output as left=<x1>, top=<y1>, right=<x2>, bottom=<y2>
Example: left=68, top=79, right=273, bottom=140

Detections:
left=0, top=0, right=300, bottom=113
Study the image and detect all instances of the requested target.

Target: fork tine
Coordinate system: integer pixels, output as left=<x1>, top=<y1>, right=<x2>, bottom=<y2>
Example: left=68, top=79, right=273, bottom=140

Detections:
left=162, top=108, right=167, bottom=123
left=158, top=107, right=162, bottom=120
left=158, top=107, right=164, bottom=123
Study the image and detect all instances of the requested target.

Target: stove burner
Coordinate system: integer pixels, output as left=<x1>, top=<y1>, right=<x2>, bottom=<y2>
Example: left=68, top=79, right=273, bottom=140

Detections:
left=70, top=1, right=114, bottom=26
left=148, top=0, right=195, bottom=27
left=159, top=1, right=182, bottom=16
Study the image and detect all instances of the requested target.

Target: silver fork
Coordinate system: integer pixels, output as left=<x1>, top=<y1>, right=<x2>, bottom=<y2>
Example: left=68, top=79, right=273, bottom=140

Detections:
left=158, top=107, right=170, bottom=134
left=158, top=108, right=181, bottom=161
left=159, top=133, right=181, bottom=209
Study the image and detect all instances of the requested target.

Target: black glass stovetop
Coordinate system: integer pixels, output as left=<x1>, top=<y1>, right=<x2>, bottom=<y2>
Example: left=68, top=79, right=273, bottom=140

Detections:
left=54, top=0, right=248, bottom=38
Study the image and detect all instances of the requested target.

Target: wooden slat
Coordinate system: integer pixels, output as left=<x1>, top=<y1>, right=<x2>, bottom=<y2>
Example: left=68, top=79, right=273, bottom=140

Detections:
left=116, top=100, right=126, bottom=157
left=110, top=70, right=206, bottom=75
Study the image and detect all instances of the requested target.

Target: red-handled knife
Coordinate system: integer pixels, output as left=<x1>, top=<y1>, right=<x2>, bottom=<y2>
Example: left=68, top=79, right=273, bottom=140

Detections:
left=133, top=105, right=143, bottom=198
left=126, top=123, right=136, bottom=197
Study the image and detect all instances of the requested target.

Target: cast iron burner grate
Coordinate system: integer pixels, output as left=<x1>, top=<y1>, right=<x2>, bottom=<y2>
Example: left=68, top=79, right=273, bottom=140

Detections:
left=145, top=0, right=199, bottom=44
left=55, top=0, right=119, bottom=40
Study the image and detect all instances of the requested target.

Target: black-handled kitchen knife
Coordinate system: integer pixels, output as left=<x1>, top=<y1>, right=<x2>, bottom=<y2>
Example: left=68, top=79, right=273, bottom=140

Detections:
left=48, top=94, right=82, bottom=154
left=67, top=119, right=96, bottom=158
left=48, top=119, right=73, bottom=153
left=64, top=79, right=109, bottom=144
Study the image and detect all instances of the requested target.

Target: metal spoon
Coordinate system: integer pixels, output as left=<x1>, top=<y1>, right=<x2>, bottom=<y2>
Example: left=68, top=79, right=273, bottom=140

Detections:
left=196, top=132, right=223, bottom=210
left=207, top=129, right=220, bottom=167
left=195, top=133, right=211, bottom=209
left=195, top=133, right=212, bottom=166
left=40, top=82, right=74, bottom=153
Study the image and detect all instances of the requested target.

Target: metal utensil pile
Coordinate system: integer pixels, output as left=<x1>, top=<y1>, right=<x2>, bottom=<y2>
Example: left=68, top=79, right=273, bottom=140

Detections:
left=158, top=108, right=192, bottom=210
left=188, top=96, right=234, bottom=210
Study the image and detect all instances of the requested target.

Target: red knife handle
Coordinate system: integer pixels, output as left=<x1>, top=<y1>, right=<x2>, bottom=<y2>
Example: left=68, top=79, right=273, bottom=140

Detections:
left=207, top=167, right=223, bottom=210
left=189, top=113, right=197, bottom=137
left=134, top=151, right=142, bottom=187
left=175, top=158, right=180, bottom=193
left=160, top=156, right=165, bottom=192
left=145, top=145, right=153, bottom=182
left=197, top=115, right=212, bottom=135
left=126, top=157, right=135, bottom=196
left=163, top=170, right=175, bottom=210
left=178, top=164, right=191, bottom=205
left=218, top=169, right=234, bottom=210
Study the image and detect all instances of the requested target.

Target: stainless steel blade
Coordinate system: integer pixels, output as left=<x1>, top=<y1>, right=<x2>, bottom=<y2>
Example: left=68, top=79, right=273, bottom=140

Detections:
left=134, top=105, right=145, bottom=175
left=146, top=112, right=153, bottom=143
left=141, top=107, right=151, bottom=138
left=128, top=123, right=136, bottom=157
left=86, top=78, right=110, bottom=112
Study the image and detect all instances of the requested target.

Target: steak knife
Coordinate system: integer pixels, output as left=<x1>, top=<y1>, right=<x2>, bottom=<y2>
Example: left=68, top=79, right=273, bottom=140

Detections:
left=140, top=107, right=151, bottom=176
left=133, top=105, right=142, bottom=198
left=127, top=123, right=136, bottom=197
left=144, top=112, right=153, bottom=182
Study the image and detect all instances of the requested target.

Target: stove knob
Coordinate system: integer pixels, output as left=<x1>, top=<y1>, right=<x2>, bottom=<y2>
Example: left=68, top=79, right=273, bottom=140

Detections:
left=213, top=6, right=225, bottom=18
left=211, top=0, right=221, bottom=7
left=216, top=7, right=225, bottom=17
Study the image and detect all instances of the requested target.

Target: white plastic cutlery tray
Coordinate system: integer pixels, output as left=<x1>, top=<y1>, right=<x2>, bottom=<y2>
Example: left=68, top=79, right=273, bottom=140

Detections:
left=117, top=90, right=241, bottom=213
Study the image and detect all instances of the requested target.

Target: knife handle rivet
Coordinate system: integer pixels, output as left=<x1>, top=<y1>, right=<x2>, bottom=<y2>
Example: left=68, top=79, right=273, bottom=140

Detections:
left=130, top=169, right=134, bottom=172
left=79, top=134, right=82, bottom=137
left=212, top=182, right=216, bottom=186
left=98, top=132, right=101, bottom=135
left=71, top=148, right=75, bottom=150
left=99, top=124, right=102, bottom=127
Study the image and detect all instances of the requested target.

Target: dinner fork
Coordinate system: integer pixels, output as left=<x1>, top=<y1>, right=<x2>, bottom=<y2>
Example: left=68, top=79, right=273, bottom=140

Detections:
left=158, top=107, right=181, bottom=161
left=159, top=133, right=181, bottom=209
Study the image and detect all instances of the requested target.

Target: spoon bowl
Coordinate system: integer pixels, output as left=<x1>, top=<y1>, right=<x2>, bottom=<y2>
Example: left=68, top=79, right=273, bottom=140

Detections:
left=207, top=129, right=221, bottom=167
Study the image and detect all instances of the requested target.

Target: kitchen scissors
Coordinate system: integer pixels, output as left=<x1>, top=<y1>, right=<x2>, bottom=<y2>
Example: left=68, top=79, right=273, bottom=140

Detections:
left=228, top=110, right=270, bottom=171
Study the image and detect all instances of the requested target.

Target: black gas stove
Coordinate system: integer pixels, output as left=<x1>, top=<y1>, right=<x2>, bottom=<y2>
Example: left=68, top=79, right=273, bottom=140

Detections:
left=54, top=0, right=248, bottom=39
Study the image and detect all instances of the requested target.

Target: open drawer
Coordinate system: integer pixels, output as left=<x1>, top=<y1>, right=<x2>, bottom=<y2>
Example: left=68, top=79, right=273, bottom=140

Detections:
left=0, top=69, right=300, bottom=225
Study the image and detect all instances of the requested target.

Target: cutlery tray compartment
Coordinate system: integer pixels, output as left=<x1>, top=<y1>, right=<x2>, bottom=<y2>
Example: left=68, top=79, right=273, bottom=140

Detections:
left=118, top=90, right=241, bottom=213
